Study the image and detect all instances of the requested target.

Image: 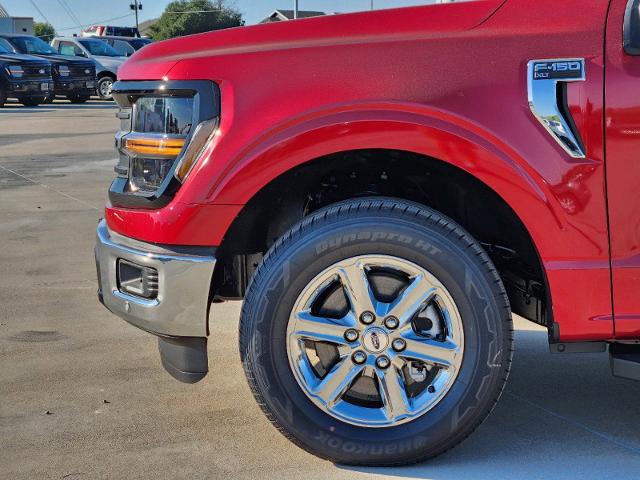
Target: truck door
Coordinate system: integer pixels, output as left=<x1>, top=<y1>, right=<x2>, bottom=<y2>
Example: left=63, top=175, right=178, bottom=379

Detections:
left=606, top=0, right=640, bottom=338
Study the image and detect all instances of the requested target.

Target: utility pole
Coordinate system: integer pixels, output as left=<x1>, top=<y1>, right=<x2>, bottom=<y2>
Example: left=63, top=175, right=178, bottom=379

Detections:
left=130, top=1, right=142, bottom=31
left=371, top=0, right=374, bottom=10
left=294, top=0, right=298, bottom=19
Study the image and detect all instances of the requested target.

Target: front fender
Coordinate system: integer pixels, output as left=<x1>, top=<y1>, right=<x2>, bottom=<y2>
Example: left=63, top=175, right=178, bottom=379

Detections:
left=190, top=102, right=582, bottom=262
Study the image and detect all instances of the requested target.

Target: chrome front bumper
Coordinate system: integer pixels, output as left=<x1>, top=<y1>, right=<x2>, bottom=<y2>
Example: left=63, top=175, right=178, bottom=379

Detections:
left=95, top=219, right=216, bottom=338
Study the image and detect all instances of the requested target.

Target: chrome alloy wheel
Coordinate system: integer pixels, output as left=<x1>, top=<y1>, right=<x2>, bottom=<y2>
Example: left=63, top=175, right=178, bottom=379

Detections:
left=286, top=254, right=464, bottom=428
left=98, top=77, right=113, bottom=99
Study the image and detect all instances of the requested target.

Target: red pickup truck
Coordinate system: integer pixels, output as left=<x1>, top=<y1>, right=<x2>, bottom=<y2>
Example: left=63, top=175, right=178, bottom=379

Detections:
left=95, top=0, right=640, bottom=466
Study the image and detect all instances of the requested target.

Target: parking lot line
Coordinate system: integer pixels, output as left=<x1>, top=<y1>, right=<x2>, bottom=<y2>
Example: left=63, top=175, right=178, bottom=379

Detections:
left=0, top=161, right=100, bottom=210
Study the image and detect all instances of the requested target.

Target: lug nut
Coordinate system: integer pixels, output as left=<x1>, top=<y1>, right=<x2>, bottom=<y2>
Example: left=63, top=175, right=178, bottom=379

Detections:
left=392, top=338, right=406, bottom=352
left=384, top=316, right=399, bottom=329
left=376, top=355, right=391, bottom=369
left=427, top=385, right=436, bottom=394
left=344, top=329, right=359, bottom=342
left=352, top=351, right=367, bottom=365
left=360, top=311, right=375, bottom=325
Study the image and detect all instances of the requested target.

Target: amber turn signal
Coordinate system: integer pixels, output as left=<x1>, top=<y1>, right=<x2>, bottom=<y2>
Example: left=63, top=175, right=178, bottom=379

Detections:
left=124, top=135, right=186, bottom=157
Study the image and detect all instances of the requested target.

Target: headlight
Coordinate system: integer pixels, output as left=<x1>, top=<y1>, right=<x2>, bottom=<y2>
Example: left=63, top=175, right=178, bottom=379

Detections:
left=58, top=65, right=70, bottom=77
left=109, top=81, right=220, bottom=208
left=123, top=96, right=194, bottom=193
left=6, top=65, right=24, bottom=78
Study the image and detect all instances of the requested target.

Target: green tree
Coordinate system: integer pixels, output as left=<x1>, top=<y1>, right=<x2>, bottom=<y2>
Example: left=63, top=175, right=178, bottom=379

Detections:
left=34, top=22, right=56, bottom=42
left=150, top=0, right=243, bottom=41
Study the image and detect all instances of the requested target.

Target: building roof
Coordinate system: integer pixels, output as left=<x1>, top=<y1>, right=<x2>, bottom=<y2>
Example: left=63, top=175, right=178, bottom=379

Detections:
left=0, top=3, right=9, bottom=17
left=261, top=9, right=326, bottom=23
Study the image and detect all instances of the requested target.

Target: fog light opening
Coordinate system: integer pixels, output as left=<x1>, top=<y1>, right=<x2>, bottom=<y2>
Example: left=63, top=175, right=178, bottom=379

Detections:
left=117, top=259, right=159, bottom=299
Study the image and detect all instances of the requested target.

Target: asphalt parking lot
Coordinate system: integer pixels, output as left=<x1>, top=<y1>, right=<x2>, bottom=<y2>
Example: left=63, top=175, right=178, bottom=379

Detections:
left=2, top=99, right=640, bottom=479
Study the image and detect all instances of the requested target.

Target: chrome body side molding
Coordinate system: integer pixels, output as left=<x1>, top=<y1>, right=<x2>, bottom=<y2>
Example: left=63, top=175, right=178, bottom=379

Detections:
left=527, top=58, right=586, bottom=159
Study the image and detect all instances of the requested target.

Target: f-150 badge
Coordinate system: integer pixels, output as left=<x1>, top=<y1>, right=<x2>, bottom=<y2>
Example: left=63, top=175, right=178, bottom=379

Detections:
left=531, top=60, right=584, bottom=80
left=527, top=58, right=586, bottom=158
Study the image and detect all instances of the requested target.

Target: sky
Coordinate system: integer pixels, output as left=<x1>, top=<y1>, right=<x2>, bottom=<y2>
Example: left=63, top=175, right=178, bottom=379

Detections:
left=2, top=0, right=436, bottom=34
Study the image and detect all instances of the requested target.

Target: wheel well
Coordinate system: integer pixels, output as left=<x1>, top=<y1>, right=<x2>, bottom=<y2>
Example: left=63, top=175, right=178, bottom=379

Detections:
left=97, top=71, right=115, bottom=80
left=213, top=149, right=551, bottom=328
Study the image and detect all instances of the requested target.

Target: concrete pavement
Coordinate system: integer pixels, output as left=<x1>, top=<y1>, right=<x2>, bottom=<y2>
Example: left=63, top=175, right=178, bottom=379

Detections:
left=1, top=100, right=640, bottom=479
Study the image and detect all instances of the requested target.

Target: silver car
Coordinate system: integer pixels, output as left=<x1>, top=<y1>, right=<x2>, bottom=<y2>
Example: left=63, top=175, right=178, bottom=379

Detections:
left=50, top=37, right=127, bottom=100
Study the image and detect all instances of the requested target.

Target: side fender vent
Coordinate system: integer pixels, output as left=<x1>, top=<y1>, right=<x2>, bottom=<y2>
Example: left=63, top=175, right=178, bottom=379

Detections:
left=527, top=58, right=586, bottom=159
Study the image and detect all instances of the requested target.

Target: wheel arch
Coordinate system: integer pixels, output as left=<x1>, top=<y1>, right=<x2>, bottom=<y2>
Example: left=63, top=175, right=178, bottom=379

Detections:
left=205, top=104, right=558, bottom=216
left=97, top=70, right=116, bottom=80
left=212, top=139, right=553, bottom=329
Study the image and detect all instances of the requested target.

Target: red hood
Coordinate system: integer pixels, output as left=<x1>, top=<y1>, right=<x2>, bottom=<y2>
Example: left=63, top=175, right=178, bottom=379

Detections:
left=118, top=0, right=505, bottom=80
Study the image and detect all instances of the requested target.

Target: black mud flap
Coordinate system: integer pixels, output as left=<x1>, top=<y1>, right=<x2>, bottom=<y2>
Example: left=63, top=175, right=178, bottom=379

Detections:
left=158, top=337, right=208, bottom=383
left=610, top=343, right=640, bottom=382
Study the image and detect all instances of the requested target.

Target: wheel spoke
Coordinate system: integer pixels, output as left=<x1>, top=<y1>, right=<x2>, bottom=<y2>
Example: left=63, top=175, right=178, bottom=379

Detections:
left=313, top=357, right=363, bottom=407
left=337, top=263, right=377, bottom=314
left=386, top=276, right=436, bottom=327
left=398, top=335, right=459, bottom=369
left=293, top=310, right=350, bottom=345
left=377, top=366, right=411, bottom=421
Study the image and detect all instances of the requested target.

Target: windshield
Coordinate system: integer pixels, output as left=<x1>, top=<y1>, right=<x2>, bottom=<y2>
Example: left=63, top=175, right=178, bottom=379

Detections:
left=78, top=39, right=121, bottom=57
left=129, top=38, right=152, bottom=50
left=0, top=38, right=15, bottom=54
left=9, top=36, right=57, bottom=55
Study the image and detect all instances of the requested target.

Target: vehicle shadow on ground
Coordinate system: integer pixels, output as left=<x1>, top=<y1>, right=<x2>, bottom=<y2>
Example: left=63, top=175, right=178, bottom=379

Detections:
left=2, top=100, right=116, bottom=112
left=339, top=326, right=640, bottom=480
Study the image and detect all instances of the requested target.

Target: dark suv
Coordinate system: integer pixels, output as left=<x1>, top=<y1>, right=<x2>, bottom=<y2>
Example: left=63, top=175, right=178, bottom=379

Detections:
left=0, top=38, right=53, bottom=107
left=0, top=34, right=96, bottom=104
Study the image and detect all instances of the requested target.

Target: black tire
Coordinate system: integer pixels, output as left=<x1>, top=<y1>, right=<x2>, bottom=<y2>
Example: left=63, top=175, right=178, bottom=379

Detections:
left=0, top=86, right=6, bottom=108
left=67, top=94, right=90, bottom=104
left=239, top=197, right=513, bottom=466
left=19, top=97, right=45, bottom=107
left=97, top=76, right=114, bottom=100
left=43, top=95, right=54, bottom=104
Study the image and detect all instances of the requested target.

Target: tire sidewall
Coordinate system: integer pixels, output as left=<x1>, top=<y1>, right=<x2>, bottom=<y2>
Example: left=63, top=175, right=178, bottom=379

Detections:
left=242, top=206, right=510, bottom=464
left=67, top=95, right=89, bottom=103
left=20, top=97, right=44, bottom=107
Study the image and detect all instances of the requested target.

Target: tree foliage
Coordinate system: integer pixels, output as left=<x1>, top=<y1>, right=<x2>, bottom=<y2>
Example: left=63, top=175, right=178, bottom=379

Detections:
left=150, top=0, right=243, bottom=41
left=34, top=22, right=56, bottom=42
